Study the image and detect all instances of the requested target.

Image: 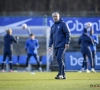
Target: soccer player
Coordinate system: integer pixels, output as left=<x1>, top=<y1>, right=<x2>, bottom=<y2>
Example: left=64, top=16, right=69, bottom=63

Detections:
left=25, top=34, right=42, bottom=71
left=78, top=28, right=96, bottom=73
left=90, top=29, right=99, bottom=68
left=1, top=29, right=19, bottom=72
left=49, top=12, right=71, bottom=79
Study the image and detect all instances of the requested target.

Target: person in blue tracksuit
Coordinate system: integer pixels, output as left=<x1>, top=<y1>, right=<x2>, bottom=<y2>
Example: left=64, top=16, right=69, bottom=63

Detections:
left=90, top=29, right=99, bottom=68
left=49, top=12, right=71, bottom=79
left=78, top=28, right=96, bottom=73
left=25, top=34, right=42, bottom=71
left=2, top=29, right=19, bottom=72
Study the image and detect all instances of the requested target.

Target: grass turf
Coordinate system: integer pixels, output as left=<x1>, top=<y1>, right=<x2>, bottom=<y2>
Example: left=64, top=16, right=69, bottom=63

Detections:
left=0, top=72, right=100, bottom=90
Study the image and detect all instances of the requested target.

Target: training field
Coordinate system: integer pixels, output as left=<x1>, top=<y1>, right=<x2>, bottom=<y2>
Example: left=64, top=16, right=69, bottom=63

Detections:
left=0, top=72, right=100, bottom=90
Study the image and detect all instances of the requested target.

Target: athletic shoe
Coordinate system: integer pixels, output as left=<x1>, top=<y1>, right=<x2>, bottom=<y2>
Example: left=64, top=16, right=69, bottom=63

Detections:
left=62, top=75, right=67, bottom=79
left=55, top=74, right=63, bottom=79
left=62, top=73, right=67, bottom=79
left=39, top=67, right=42, bottom=72
left=2, top=70, right=4, bottom=72
left=86, top=69, right=90, bottom=73
left=10, top=70, right=13, bottom=72
left=91, top=68, right=96, bottom=73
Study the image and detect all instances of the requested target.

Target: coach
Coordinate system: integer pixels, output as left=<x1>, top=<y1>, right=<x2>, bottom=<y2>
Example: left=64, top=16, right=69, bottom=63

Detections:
left=49, top=12, right=71, bottom=79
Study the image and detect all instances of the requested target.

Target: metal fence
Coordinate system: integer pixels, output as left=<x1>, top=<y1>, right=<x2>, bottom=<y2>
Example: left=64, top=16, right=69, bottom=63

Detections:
left=0, top=11, right=100, bottom=17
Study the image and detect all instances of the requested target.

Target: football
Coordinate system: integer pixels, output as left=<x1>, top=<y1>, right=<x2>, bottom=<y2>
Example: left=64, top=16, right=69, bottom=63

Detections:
left=86, top=22, right=92, bottom=28
left=22, top=24, right=28, bottom=29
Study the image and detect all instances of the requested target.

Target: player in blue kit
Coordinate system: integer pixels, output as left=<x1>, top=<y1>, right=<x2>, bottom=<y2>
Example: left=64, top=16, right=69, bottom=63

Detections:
left=89, top=29, right=99, bottom=69
left=25, top=34, right=42, bottom=71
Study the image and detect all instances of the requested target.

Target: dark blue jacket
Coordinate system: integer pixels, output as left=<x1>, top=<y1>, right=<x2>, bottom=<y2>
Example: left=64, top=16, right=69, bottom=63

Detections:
left=25, top=39, right=39, bottom=54
left=90, top=34, right=99, bottom=51
left=49, top=19, right=71, bottom=48
left=78, top=33, right=94, bottom=54
left=4, top=34, right=18, bottom=53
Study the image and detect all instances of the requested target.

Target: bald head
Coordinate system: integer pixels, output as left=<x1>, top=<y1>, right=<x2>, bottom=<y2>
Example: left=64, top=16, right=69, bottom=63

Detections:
left=52, top=12, right=60, bottom=22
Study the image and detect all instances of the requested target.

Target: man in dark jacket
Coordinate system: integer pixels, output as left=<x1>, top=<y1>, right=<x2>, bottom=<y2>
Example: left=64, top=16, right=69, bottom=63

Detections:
left=2, top=29, right=19, bottom=72
left=49, top=12, right=71, bottom=79
left=78, top=28, right=96, bottom=73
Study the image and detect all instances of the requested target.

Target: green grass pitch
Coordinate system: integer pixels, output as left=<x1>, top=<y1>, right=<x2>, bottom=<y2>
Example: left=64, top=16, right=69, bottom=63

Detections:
left=0, top=72, right=100, bottom=90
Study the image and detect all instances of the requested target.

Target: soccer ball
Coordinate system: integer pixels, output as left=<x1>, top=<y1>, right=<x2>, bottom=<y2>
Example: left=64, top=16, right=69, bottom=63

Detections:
left=22, top=24, right=28, bottom=29
left=85, top=22, right=92, bottom=28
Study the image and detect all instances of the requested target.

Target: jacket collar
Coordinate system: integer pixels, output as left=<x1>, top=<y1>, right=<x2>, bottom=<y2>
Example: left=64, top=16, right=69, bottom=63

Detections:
left=54, top=18, right=63, bottom=24
left=83, top=33, right=88, bottom=36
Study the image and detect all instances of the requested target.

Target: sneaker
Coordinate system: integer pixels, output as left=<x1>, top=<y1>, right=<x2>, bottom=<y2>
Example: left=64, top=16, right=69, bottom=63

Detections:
left=91, top=68, right=96, bottom=73
left=2, top=70, right=4, bottom=72
left=10, top=70, right=13, bottom=72
left=39, top=67, right=42, bottom=72
left=86, top=69, right=90, bottom=73
left=62, top=73, right=67, bottom=79
left=55, top=75, right=63, bottom=79
left=62, top=75, right=67, bottom=79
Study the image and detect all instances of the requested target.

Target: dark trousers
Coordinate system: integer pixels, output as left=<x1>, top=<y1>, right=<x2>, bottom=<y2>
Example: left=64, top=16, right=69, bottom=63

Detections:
left=26, top=53, right=40, bottom=68
left=82, top=54, right=88, bottom=69
left=82, top=51, right=94, bottom=69
left=92, top=51, right=96, bottom=68
left=2, top=52, right=12, bottom=70
left=54, top=48, right=65, bottom=76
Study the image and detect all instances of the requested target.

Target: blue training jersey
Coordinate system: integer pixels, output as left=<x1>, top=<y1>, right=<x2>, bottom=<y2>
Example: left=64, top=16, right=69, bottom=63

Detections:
left=25, top=39, right=39, bottom=54
left=90, top=34, right=99, bottom=51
